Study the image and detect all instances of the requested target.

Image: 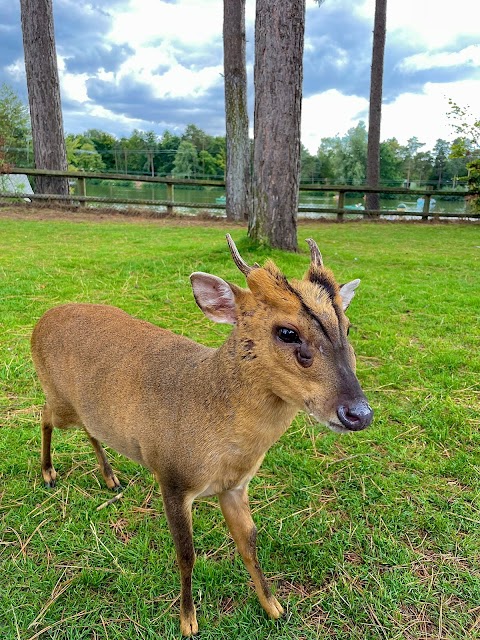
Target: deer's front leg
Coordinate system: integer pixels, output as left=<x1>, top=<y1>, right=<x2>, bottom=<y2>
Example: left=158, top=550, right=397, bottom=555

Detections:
left=161, top=488, right=198, bottom=637
left=218, top=486, right=284, bottom=619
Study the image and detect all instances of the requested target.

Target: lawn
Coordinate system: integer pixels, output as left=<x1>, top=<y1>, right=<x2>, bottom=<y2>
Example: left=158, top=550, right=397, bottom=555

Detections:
left=0, top=211, right=479, bottom=639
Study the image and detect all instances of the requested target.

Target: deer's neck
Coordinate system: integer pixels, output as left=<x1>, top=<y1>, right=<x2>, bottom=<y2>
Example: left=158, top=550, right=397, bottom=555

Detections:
left=197, top=332, right=298, bottom=451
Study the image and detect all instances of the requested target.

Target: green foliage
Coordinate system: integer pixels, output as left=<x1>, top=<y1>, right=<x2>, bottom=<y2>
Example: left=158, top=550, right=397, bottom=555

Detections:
left=83, top=129, right=118, bottom=172
left=157, top=130, right=182, bottom=175
left=0, top=216, right=479, bottom=639
left=173, top=140, right=199, bottom=178
left=65, top=134, right=106, bottom=172
left=447, top=99, right=480, bottom=155
left=0, top=84, right=31, bottom=167
left=198, top=149, right=221, bottom=178
left=464, top=158, right=480, bottom=212
left=300, top=144, right=322, bottom=183
left=315, top=122, right=368, bottom=185
left=379, top=138, right=403, bottom=185
left=446, top=101, right=480, bottom=208
left=183, top=124, right=211, bottom=151
left=76, top=126, right=226, bottom=179
left=300, top=128, right=469, bottom=189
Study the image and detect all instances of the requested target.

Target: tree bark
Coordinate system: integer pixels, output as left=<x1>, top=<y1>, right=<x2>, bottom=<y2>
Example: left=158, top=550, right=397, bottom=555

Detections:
left=249, top=0, right=305, bottom=250
left=366, top=0, right=387, bottom=214
left=223, top=0, right=251, bottom=222
left=20, top=0, right=69, bottom=196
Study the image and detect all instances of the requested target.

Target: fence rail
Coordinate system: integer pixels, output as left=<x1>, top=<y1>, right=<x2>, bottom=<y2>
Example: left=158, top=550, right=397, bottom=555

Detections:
left=1, top=167, right=479, bottom=220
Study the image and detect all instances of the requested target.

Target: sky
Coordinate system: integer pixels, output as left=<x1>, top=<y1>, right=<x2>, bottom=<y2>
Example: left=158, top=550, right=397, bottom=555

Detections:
left=1, top=0, right=479, bottom=153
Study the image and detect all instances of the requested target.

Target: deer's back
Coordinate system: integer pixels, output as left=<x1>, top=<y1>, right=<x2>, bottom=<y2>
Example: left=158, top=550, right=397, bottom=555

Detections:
left=32, top=303, right=208, bottom=370
left=31, top=304, right=215, bottom=470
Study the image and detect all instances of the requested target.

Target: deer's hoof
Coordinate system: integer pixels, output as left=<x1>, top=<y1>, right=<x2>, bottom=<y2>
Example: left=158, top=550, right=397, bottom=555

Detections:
left=180, top=610, right=198, bottom=636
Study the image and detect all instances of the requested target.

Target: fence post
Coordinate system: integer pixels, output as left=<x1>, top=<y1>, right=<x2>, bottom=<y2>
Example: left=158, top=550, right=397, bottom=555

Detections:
left=166, top=180, right=174, bottom=215
left=422, top=194, right=431, bottom=222
left=337, top=191, right=345, bottom=222
left=77, top=177, right=86, bottom=207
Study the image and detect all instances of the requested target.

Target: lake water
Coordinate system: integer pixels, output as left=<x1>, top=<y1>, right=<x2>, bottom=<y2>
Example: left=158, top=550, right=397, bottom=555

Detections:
left=79, top=181, right=468, bottom=218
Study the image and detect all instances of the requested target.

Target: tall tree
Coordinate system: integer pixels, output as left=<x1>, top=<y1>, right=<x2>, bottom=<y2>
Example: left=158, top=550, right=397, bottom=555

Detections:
left=430, top=139, right=450, bottom=188
left=412, top=151, right=433, bottom=184
left=84, top=129, right=118, bottom=172
left=366, top=0, right=387, bottom=213
left=345, top=122, right=368, bottom=184
left=158, top=131, right=182, bottom=176
left=183, top=124, right=210, bottom=153
left=379, top=138, right=403, bottom=186
left=402, top=137, right=425, bottom=186
left=223, top=0, right=251, bottom=222
left=318, top=123, right=367, bottom=185
left=249, top=0, right=305, bottom=250
left=173, top=141, right=199, bottom=178
left=300, top=145, right=322, bottom=184
left=20, top=0, right=68, bottom=195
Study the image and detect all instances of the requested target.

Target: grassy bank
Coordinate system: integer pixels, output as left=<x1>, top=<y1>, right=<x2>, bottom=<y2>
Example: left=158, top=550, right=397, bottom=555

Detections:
left=1, top=214, right=479, bottom=639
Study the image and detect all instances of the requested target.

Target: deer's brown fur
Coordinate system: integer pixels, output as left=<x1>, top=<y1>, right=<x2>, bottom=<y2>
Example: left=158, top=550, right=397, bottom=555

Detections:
left=31, top=236, right=372, bottom=636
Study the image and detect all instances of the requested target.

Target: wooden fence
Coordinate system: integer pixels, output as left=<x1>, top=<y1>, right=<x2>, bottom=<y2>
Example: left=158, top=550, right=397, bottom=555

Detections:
left=1, top=167, right=479, bottom=220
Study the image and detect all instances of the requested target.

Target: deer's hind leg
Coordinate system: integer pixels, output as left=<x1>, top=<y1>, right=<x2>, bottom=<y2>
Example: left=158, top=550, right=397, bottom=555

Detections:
left=86, top=433, right=122, bottom=491
left=41, top=403, right=57, bottom=488
left=41, top=399, right=80, bottom=487
left=40, top=400, right=120, bottom=491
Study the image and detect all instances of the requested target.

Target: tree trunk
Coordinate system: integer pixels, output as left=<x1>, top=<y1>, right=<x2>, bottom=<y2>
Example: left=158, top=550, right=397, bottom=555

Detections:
left=366, top=0, right=387, bottom=214
left=223, top=0, right=251, bottom=222
left=249, top=0, right=305, bottom=250
left=20, top=0, right=68, bottom=196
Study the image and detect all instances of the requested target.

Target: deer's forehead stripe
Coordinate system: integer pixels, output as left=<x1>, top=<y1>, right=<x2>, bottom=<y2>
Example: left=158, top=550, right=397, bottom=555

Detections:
left=245, top=263, right=345, bottom=343
left=305, top=266, right=338, bottom=303
left=288, top=279, right=346, bottom=344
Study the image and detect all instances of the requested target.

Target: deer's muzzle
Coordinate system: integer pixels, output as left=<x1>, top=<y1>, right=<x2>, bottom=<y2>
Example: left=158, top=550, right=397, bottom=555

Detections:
left=336, top=399, right=373, bottom=431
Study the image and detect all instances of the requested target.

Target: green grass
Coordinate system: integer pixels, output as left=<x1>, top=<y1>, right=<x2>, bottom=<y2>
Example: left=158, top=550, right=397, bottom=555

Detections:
left=1, top=212, right=479, bottom=639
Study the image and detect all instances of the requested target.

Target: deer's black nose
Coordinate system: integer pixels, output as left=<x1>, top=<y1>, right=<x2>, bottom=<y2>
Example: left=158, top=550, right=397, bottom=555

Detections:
left=337, top=400, right=373, bottom=431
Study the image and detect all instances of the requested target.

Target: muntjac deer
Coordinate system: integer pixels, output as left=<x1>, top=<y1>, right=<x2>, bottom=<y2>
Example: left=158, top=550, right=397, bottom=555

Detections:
left=31, top=235, right=373, bottom=636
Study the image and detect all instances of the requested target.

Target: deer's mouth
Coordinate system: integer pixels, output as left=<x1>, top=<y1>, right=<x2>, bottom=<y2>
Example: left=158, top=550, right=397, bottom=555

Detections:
left=326, top=420, right=351, bottom=434
left=305, top=402, right=351, bottom=434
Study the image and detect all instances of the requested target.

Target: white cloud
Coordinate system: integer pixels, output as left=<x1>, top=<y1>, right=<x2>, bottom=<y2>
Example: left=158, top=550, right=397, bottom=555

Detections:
left=355, top=0, right=480, bottom=49
left=108, top=0, right=223, bottom=49
left=7, top=54, right=92, bottom=105
left=301, top=78, right=480, bottom=154
left=381, top=79, right=480, bottom=147
left=57, top=55, right=90, bottom=103
left=399, top=45, right=480, bottom=72
left=302, top=89, right=368, bottom=152
left=87, top=103, right=146, bottom=129
left=112, top=46, right=223, bottom=99
left=100, top=1, right=225, bottom=104
left=5, top=58, right=25, bottom=82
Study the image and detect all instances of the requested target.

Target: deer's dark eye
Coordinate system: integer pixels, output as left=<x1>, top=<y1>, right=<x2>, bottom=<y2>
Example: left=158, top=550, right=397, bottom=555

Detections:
left=277, top=327, right=301, bottom=344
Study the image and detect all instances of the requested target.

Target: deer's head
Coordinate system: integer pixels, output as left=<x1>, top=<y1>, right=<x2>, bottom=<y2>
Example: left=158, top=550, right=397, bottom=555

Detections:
left=191, top=235, right=373, bottom=433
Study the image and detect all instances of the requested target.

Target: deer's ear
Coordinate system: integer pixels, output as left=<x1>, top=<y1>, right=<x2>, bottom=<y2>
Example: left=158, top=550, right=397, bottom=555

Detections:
left=190, top=272, right=238, bottom=324
left=339, top=279, right=360, bottom=311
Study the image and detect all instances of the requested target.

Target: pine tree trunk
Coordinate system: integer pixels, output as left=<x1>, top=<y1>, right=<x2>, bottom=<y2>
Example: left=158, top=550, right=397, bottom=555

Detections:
left=366, top=0, right=387, bottom=214
left=249, top=0, right=305, bottom=250
left=223, top=0, right=251, bottom=222
left=20, top=0, right=69, bottom=196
